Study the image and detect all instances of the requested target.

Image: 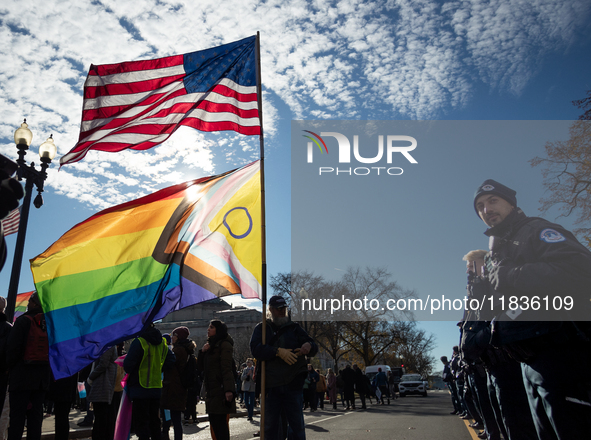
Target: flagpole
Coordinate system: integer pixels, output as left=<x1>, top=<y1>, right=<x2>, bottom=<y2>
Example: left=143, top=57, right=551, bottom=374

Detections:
left=255, top=31, right=268, bottom=440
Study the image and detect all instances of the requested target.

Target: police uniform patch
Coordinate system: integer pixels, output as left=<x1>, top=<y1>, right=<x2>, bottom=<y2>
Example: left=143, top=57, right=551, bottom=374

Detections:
left=540, top=228, right=566, bottom=243
left=482, top=184, right=495, bottom=191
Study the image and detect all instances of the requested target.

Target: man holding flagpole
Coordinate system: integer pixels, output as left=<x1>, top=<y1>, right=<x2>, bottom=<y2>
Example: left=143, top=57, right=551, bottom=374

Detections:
left=251, top=295, right=317, bottom=440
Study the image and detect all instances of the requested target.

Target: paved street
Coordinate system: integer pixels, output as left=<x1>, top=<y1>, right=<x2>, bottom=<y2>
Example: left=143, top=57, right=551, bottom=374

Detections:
left=38, top=390, right=478, bottom=440
left=180, top=391, right=477, bottom=440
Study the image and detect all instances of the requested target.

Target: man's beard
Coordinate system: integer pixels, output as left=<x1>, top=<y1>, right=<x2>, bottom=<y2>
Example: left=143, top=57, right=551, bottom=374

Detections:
left=271, top=315, right=289, bottom=326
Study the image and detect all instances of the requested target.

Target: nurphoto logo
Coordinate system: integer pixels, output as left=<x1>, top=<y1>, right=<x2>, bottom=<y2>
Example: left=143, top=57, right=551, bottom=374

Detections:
left=303, top=130, right=418, bottom=176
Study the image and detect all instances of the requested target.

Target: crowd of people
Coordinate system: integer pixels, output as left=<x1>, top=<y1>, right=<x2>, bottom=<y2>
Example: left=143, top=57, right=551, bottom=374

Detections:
left=2, top=174, right=590, bottom=440
left=302, top=364, right=392, bottom=412
left=0, top=291, right=324, bottom=440
left=442, top=179, right=591, bottom=440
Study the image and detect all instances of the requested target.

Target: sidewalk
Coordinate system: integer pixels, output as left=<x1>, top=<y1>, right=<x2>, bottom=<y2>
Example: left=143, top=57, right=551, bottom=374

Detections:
left=38, top=401, right=259, bottom=440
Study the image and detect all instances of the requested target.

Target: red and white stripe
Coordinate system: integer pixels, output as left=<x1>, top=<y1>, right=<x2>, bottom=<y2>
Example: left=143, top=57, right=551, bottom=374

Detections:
left=1, top=208, right=20, bottom=237
left=61, top=54, right=260, bottom=166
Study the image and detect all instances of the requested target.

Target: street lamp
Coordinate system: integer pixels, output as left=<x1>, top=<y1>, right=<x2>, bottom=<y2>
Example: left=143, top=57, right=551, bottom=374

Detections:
left=5, top=120, right=57, bottom=321
left=299, top=288, right=308, bottom=332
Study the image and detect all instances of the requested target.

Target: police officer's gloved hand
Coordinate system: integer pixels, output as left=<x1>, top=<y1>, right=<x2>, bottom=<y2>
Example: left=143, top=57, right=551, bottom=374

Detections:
left=487, top=258, right=515, bottom=291
left=0, top=171, right=24, bottom=219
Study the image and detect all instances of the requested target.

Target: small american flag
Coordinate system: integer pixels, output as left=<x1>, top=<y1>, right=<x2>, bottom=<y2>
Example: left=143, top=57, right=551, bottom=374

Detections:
left=61, top=35, right=260, bottom=166
left=1, top=207, right=20, bottom=237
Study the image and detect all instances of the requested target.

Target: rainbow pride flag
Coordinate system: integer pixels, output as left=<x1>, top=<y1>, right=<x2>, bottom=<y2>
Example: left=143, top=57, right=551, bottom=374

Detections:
left=13, top=291, right=35, bottom=322
left=31, top=161, right=262, bottom=378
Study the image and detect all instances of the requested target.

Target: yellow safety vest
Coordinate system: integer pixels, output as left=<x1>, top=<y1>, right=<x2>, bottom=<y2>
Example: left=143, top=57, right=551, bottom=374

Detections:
left=137, top=337, right=168, bottom=389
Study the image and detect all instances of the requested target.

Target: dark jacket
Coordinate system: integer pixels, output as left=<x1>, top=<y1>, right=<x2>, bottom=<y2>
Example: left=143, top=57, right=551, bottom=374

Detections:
left=46, top=373, right=78, bottom=403
left=7, top=308, right=51, bottom=392
left=250, top=319, right=318, bottom=389
left=307, top=368, right=319, bottom=392
left=161, top=338, right=196, bottom=411
left=197, top=334, right=236, bottom=415
left=0, top=312, right=12, bottom=375
left=353, top=368, right=368, bottom=393
left=450, top=354, right=463, bottom=382
left=460, top=320, right=490, bottom=363
left=441, top=362, right=453, bottom=382
left=485, top=208, right=591, bottom=348
left=340, top=366, right=356, bottom=391
left=123, top=327, right=175, bottom=400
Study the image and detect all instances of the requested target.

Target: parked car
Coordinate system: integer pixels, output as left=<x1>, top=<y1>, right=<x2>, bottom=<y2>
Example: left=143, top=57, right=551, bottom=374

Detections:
left=398, top=374, right=428, bottom=397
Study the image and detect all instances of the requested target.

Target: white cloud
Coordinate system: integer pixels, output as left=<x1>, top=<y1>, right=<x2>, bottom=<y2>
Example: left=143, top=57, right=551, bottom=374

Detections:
left=0, top=0, right=588, bottom=208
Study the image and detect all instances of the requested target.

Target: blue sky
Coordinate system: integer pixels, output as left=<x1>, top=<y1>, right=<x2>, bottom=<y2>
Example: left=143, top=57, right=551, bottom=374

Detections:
left=0, top=0, right=590, bottom=369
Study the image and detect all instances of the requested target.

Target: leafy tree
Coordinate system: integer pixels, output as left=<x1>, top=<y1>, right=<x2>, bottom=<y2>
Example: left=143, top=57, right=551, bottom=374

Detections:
left=269, top=270, right=324, bottom=309
left=313, top=320, right=352, bottom=370
left=393, top=323, right=436, bottom=377
left=573, top=89, right=591, bottom=120
left=340, top=320, right=402, bottom=367
left=530, top=90, right=591, bottom=245
left=232, top=330, right=254, bottom=366
left=530, top=119, right=591, bottom=243
left=340, top=266, right=416, bottom=321
left=268, top=268, right=434, bottom=373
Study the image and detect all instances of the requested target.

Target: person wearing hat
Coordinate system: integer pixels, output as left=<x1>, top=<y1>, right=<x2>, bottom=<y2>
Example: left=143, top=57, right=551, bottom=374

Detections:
left=161, top=326, right=196, bottom=440
left=473, top=179, right=591, bottom=439
left=250, top=295, right=318, bottom=440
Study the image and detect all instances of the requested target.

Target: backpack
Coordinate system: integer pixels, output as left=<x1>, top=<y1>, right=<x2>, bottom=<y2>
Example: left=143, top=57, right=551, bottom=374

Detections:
left=179, top=354, right=198, bottom=389
left=22, top=313, right=49, bottom=364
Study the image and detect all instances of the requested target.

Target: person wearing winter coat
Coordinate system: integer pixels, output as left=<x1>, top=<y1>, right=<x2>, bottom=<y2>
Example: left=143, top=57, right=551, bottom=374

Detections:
left=326, top=369, right=337, bottom=410
left=7, top=292, right=50, bottom=440
left=124, top=325, right=175, bottom=440
left=0, top=296, right=12, bottom=438
left=316, top=369, right=326, bottom=409
left=304, top=365, right=319, bottom=412
left=46, top=373, right=77, bottom=440
left=161, top=326, right=196, bottom=440
left=197, top=320, right=236, bottom=440
left=241, top=358, right=255, bottom=421
left=340, top=365, right=356, bottom=410
left=87, top=346, right=118, bottom=440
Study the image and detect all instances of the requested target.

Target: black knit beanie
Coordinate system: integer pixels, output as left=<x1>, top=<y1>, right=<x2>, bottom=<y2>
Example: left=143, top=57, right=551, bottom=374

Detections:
left=474, top=179, right=517, bottom=216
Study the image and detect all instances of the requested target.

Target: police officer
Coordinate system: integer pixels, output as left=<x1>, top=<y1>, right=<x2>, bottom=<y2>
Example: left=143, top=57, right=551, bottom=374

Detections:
left=460, top=249, right=536, bottom=440
left=474, top=179, right=591, bottom=440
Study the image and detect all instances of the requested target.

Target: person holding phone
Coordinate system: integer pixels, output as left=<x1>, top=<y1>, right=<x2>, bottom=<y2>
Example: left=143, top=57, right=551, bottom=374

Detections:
left=241, top=358, right=255, bottom=421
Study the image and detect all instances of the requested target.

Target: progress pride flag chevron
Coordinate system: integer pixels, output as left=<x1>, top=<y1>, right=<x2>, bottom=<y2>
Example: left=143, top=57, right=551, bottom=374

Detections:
left=61, top=35, right=260, bottom=166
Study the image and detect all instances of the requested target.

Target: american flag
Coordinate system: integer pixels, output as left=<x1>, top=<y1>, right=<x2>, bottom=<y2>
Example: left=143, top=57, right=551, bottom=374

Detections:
left=61, top=35, right=260, bottom=166
left=1, top=207, right=20, bottom=237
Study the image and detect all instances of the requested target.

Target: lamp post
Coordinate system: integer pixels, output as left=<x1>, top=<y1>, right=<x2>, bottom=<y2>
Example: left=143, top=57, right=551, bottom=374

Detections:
left=5, top=120, right=57, bottom=322
left=299, top=288, right=308, bottom=332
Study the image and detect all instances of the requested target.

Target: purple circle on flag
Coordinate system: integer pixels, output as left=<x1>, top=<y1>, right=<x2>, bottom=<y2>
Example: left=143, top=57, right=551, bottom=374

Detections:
left=223, top=207, right=252, bottom=239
